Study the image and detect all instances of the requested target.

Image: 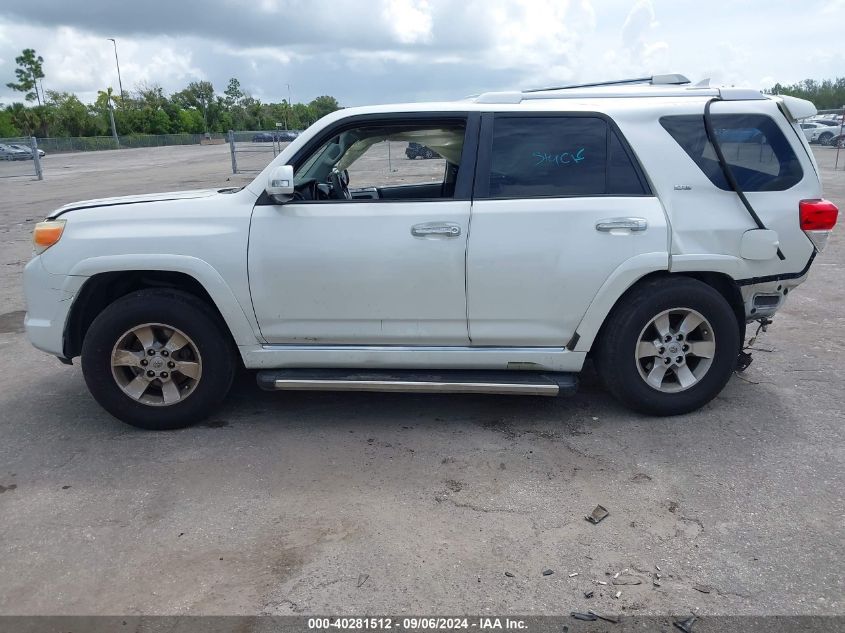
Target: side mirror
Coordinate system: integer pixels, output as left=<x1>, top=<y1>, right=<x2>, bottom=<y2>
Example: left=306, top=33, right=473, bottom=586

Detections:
left=266, top=165, right=295, bottom=203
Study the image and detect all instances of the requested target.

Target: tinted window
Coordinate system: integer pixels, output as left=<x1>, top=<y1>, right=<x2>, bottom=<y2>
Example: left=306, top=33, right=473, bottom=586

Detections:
left=660, top=114, right=803, bottom=192
left=488, top=116, right=647, bottom=198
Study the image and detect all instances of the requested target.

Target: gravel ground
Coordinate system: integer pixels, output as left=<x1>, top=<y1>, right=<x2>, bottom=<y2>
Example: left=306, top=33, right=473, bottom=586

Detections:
left=0, top=142, right=842, bottom=617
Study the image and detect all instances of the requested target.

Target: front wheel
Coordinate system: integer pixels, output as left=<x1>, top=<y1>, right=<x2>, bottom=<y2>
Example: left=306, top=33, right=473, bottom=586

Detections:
left=594, top=277, right=740, bottom=416
left=81, top=289, right=236, bottom=430
left=819, top=132, right=834, bottom=146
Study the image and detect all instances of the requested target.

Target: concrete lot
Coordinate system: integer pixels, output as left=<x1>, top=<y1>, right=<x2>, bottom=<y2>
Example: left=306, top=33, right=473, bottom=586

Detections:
left=0, top=143, right=842, bottom=616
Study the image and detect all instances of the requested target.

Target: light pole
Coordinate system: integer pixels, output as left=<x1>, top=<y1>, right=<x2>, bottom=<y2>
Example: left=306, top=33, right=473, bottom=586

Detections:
left=107, top=38, right=125, bottom=103
left=286, top=83, right=292, bottom=130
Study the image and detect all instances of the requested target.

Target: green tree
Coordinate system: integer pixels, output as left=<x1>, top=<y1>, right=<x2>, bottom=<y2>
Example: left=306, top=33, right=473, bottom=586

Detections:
left=178, top=108, right=205, bottom=134
left=308, top=95, right=340, bottom=121
left=172, top=81, right=215, bottom=132
left=224, top=78, right=243, bottom=107
left=6, top=48, right=45, bottom=106
left=0, top=109, right=20, bottom=137
left=8, top=102, right=51, bottom=136
left=766, top=77, right=845, bottom=111
left=45, top=91, right=91, bottom=136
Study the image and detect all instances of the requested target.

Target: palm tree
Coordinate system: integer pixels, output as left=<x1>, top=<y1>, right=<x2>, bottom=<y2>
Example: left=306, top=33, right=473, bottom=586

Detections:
left=97, top=87, right=120, bottom=145
left=9, top=102, right=38, bottom=136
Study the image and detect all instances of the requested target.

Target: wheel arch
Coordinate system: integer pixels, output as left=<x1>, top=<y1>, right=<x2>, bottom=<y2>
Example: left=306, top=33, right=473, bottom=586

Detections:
left=574, top=267, right=746, bottom=355
left=63, top=264, right=259, bottom=360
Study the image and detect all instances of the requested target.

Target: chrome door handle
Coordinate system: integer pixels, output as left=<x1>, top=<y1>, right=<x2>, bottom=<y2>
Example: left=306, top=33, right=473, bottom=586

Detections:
left=411, top=222, right=462, bottom=238
left=595, top=217, right=648, bottom=232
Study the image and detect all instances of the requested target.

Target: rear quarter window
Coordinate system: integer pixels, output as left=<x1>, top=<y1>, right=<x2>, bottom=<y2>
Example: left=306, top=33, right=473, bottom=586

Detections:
left=660, top=114, right=803, bottom=192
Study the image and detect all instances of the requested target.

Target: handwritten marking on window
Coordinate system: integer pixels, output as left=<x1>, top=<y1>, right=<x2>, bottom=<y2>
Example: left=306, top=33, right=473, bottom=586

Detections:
left=532, top=148, right=586, bottom=166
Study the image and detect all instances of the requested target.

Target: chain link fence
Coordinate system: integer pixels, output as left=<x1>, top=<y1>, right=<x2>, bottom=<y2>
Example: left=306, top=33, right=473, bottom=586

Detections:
left=0, top=136, right=43, bottom=180
left=228, top=130, right=300, bottom=174
left=31, top=132, right=230, bottom=153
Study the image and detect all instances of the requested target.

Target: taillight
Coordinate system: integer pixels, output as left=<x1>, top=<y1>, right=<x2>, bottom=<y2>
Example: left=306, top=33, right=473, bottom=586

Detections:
left=799, top=199, right=838, bottom=251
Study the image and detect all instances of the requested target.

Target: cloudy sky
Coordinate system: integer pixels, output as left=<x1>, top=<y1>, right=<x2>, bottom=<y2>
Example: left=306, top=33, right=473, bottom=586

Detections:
left=1, top=0, right=844, bottom=107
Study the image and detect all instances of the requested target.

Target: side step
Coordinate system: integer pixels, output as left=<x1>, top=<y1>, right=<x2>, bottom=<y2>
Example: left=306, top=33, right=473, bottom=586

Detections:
left=256, top=369, right=578, bottom=397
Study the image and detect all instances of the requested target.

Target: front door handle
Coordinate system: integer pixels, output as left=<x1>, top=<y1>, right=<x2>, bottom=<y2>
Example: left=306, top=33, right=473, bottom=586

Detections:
left=595, top=217, right=648, bottom=232
left=411, top=222, right=462, bottom=238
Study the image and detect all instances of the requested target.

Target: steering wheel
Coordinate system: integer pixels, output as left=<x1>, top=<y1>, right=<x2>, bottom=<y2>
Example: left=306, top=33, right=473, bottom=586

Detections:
left=291, top=179, right=320, bottom=201
left=328, top=168, right=350, bottom=200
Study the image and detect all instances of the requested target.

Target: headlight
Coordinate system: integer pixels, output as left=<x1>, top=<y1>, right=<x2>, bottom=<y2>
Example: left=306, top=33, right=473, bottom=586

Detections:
left=32, top=219, right=66, bottom=254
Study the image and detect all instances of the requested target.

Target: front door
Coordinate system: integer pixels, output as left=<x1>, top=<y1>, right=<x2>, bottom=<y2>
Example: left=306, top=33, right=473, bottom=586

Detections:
left=249, top=114, right=477, bottom=345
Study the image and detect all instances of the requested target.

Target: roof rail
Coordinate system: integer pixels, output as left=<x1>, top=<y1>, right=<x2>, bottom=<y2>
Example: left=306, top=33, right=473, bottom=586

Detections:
left=523, top=73, right=691, bottom=93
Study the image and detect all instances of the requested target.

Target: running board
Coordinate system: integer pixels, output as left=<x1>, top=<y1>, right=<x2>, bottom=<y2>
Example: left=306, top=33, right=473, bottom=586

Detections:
left=256, top=369, right=578, bottom=396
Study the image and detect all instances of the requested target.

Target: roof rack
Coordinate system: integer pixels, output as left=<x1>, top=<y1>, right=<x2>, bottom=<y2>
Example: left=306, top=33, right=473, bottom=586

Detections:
left=523, top=73, right=691, bottom=93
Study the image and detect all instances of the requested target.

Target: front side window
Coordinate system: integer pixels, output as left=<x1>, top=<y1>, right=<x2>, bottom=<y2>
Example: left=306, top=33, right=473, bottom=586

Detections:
left=660, top=114, right=803, bottom=192
left=292, top=121, right=466, bottom=201
left=486, top=116, right=648, bottom=198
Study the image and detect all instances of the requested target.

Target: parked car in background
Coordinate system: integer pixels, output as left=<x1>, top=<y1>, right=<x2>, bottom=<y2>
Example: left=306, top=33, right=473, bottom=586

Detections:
left=405, top=142, right=440, bottom=159
left=828, top=132, right=845, bottom=148
left=252, top=131, right=299, bottom=143
left=9, top=144, right=45, bottom=158
left=800, top=122, right=837, bottom=145
left=0, top=143, right=31, bottom=160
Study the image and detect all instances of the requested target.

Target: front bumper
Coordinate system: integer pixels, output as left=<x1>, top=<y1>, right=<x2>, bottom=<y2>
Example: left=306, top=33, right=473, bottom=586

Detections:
left=23, top=257, right=87, bottom=359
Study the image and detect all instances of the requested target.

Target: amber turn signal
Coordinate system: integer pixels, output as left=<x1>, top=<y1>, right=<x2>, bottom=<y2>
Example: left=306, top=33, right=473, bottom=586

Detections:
left=33, top=219, right=66, bottom=254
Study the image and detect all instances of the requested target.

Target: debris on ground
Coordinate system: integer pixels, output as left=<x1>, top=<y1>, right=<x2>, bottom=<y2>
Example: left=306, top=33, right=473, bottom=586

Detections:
left=585, top=504, right=610, bottom=524
left=655, top=564, right=662, bottom=571
left=612, top=574, right=642, bottom=585
left=568, top=572, right=579, bottom=577
left=692, top=584, right=711, bottom=594
left=588, top=610, right=620, bottom=624
left=504, top=571, right=515, bottom=578
left=357, top=574, right=369, bottom=588
left=613, top=590, right=622, bottom=599
left=570, top=612, right=597, bottom=621
left=584, top=590, right=594, bottom=599
left=542, top=569, right=554, bottom=576
left=673, top=615, right=697, bottom=632
left=596, top=580, right=608, bottom=585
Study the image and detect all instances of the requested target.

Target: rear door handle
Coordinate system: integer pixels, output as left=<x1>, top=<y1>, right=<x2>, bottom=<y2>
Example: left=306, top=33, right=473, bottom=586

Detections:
left=411, top=222, right=462, bottom=238
left=595, top=217, right=648, bottom=232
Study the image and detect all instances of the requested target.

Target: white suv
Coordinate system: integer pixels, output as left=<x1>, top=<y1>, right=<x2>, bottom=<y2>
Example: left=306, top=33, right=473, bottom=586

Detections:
left=23, top=74, right=839, bottom=429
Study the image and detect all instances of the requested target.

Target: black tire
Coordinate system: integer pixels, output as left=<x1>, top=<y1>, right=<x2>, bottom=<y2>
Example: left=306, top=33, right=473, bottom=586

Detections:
left=81, top=289, right=236, bottom=430
left=594, top=277, right=740, bottom=416
left=819, top=132, right=834, bottom=146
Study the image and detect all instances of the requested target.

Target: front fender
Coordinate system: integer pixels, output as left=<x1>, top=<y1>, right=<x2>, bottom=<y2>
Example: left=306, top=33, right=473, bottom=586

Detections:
left=68, top=254, right=262, bottom=346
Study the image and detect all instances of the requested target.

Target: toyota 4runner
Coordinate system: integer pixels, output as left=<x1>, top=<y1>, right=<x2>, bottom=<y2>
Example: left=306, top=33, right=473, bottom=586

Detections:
left=23, top=74, right=839, bottom=429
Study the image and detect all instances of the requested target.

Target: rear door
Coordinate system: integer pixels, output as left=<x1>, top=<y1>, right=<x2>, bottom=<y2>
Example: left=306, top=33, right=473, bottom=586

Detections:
left=466, top=113, right=668, bottom=346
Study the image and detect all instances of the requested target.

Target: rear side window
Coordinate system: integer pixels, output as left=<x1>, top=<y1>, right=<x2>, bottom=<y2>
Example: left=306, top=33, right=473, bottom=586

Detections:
left=660, top=114, right=803, bottom=192
left=487, top=116, right=648, bottom=198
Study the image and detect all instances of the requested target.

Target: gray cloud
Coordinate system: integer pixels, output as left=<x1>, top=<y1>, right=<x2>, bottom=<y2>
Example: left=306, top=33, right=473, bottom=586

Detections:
left=1, top=1, right=844, bottom=107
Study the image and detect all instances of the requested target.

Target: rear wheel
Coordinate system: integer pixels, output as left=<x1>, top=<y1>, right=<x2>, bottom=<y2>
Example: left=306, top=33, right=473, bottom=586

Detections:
left=81, top=289, right=236, bottom=430
left=594, top=277, right=740, bottom=416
